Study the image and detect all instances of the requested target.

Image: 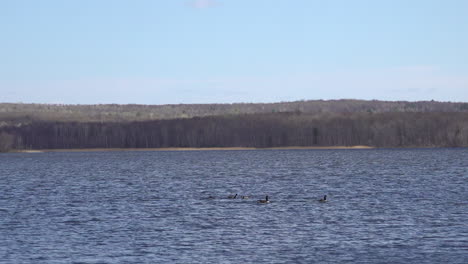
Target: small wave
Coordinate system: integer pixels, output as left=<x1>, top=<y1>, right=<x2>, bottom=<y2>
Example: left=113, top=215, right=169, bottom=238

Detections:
left=62, top=219, right=84, bottom=225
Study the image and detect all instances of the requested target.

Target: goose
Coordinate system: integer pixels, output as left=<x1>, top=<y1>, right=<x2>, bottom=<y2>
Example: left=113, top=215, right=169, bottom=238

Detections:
left=228, top=193, right=237, bottom=199
left=318, top=195, right=327, bottom=202
left=258, top=195, right=270, bottom=203
left=241, top=195, right=250, bottom=199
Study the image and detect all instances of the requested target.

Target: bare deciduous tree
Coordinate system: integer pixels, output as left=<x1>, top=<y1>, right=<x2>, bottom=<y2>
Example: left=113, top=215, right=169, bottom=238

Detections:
left=0, top=132, right=14, bottom=152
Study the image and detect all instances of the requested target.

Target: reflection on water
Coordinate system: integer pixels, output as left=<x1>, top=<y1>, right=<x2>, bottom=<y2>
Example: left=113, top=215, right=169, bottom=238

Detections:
left=1, top=149, right=467, bottom=263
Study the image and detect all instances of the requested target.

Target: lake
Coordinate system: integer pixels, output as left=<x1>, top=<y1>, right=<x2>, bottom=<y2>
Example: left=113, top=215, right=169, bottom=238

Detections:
left=0, top=149, right=467, bottom=263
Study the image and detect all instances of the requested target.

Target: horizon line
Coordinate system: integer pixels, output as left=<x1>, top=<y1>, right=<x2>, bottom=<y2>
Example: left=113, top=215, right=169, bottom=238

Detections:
left=1, top=98, right=467, bottom=106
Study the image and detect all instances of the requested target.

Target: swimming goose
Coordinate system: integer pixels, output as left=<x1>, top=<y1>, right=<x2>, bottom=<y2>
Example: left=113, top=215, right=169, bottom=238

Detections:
left=258, top=195, right=270, bottom=203
left=241, top=195, right=250, bottom=199
left=318, top=195, right=327, bottom=202
left=228, top=194, right=237, bottom=199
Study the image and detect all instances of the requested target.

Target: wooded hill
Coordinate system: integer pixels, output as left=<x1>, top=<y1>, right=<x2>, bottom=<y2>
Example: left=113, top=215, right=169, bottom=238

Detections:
left=1, top=99, right=468, bottom=125
left=1, top=111, right=467, bottom=151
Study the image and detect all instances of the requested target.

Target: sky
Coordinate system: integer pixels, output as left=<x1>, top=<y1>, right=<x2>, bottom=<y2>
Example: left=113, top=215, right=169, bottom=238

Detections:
left=1, top=0, right=468, bottom=104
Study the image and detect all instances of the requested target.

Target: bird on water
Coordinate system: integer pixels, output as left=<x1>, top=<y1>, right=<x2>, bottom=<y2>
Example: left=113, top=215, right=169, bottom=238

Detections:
left=258, top=195, right=270, bottom=203
left=319, top=195, right=327, bottom=202
left=228, top=194, right=237, bottom=199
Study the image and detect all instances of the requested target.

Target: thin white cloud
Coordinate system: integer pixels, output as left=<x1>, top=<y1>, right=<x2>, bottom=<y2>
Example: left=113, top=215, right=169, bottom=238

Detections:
left=186, top=0, right=220, bottom=9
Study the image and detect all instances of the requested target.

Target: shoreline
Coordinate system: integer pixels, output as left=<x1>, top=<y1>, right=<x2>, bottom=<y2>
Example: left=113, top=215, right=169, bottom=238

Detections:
left=13, top=146, right=374, bottom=153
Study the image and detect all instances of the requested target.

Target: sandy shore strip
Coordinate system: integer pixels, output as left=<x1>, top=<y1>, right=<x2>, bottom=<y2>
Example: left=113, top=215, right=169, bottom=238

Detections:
left=13, top=146, right=374, bottom=153
left=14, top=150, right=45, bottom=153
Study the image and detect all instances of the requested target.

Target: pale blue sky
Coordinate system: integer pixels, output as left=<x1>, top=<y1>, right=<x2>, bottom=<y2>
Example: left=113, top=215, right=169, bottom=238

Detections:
left=1, top=0, right=467, bottom=104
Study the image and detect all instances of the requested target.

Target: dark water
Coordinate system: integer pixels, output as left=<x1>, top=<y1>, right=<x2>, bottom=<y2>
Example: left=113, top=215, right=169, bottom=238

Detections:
left=0, top=149, right=467, bottom=263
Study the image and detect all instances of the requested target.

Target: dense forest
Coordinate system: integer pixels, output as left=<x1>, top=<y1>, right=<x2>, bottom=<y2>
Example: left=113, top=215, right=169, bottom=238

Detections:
left=1, top=111, right=467, bottom=151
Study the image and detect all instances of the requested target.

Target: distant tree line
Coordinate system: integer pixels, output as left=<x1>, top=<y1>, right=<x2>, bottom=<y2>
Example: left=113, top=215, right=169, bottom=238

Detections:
left=1, top=99, right=468, bottom=125
left=1, top=112, right=467, bottom=151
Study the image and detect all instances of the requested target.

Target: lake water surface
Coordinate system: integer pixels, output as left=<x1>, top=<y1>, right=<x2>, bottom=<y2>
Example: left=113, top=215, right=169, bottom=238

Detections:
left=0, top=149, right=467, bottom=263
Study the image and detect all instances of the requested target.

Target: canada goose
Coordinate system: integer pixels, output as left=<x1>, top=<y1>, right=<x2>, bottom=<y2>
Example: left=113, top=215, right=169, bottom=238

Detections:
left=241, top=195, right=250, bottom=199
left=319, top=195, right=327, bottom=202
left=228, top=194, right=237, bottom=199
left=258, top=196, right=270, bottom=203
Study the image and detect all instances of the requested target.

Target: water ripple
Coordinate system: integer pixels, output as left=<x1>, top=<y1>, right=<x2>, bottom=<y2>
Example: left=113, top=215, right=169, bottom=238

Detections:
left=0, top=149, right=467, bottom=263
